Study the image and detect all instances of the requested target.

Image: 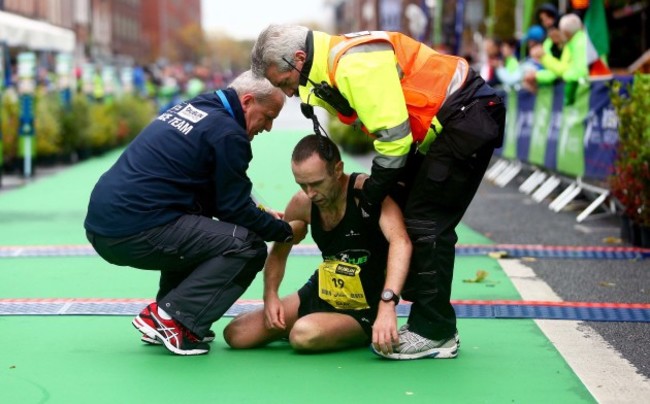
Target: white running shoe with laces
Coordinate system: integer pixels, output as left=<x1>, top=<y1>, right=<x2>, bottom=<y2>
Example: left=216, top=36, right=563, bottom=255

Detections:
left=372, top=324, right=459, bottom=360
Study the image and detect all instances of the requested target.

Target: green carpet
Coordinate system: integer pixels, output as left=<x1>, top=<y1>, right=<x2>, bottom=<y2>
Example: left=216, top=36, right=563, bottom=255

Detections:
left=0, top=131, right=595, bottom=403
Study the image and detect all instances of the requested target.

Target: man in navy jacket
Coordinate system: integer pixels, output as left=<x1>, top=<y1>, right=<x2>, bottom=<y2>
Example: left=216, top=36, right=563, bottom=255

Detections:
left=85, top=70, right=304, bottom=356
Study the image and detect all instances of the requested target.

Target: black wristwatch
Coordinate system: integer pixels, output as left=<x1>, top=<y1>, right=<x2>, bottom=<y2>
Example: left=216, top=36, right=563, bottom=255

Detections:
left=380, top=289, right=400, bottom=305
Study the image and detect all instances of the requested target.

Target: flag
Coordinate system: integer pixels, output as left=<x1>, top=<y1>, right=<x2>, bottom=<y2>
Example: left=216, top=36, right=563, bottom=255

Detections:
left=584, top=0, right=610, bottom=59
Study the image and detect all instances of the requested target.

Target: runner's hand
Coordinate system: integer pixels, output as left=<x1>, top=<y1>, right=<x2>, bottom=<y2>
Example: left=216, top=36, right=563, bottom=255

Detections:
left=264, top=294, right=285, bottom=330
left=372, top=302, right=399, bottom=354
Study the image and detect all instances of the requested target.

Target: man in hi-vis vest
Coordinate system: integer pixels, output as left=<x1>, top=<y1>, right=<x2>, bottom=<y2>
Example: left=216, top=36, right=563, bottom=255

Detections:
left=252, top=25, right=505, bottom=360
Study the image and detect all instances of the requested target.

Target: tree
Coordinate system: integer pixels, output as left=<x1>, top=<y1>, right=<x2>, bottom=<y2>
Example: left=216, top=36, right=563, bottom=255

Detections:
left=170, top=23, right=207, bottom=64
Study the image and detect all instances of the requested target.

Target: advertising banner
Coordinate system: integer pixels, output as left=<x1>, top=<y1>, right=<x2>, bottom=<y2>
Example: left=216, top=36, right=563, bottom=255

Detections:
left=556, top=82, right=590, bottom=177
left=499, top=77, right=635, bottom=182
left=515, top=89, right=535, bottom=162
left=583, top=78, right=630, bottom=180
left=498, top=88, right=518, bottom=159
left=528, top=85, right=553, bottom=166
left=544, top=83, right=564, bottom=171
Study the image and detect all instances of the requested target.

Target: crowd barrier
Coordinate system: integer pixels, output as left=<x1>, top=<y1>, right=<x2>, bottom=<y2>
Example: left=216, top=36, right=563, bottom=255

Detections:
left=486, top=76, right=634, bottom=222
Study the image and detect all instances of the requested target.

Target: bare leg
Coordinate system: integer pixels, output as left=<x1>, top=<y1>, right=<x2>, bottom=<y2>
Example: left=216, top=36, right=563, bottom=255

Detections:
left=223, top=293, right=300, bottom=348
left=290, top=312, right=367, bottom=352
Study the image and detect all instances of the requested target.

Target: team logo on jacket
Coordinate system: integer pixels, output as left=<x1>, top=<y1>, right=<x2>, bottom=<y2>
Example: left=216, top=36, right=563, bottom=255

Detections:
left=178, top=104, right=208, bottom=123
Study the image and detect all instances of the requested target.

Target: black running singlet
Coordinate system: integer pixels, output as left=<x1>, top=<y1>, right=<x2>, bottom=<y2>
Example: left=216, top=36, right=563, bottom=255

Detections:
left=310, top=173, right=389, bottom=307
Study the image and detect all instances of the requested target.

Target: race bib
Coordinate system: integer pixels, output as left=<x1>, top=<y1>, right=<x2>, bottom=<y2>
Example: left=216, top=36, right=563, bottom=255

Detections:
left=317, top=260, right=369, bottom=310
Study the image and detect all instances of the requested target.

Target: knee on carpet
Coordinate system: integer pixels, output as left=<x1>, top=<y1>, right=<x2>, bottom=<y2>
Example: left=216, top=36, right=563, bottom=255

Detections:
left=223, top=315, right=254, bottom=349
left=289, top=319, right=325, bottom=352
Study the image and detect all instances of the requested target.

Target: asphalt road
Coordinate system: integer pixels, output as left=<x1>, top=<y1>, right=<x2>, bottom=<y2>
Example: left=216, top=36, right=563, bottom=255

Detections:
left=462, top=166, right=650, bottom=379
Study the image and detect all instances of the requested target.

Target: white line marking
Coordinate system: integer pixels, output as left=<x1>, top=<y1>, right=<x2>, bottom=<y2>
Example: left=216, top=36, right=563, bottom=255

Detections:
left=499, top=259, right=650, bottom=403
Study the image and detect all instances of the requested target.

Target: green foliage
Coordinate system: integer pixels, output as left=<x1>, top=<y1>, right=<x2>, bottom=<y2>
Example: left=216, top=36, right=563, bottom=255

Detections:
left=60, top=96, right=91, bottom=155
left=327, top=118, right=374, bottom=155
left=113, top=95, right=156, bottom=144
left=86, top=95, right=155, bottom=152
left=1, top=91, right=156, bottom=169
left=609, top=74, right=650, bottom=225
left=87, top=102, right=119, bottom=150
left=1, top=91, right=19, bottom=165
left=34, top=92, right=63, bottom=159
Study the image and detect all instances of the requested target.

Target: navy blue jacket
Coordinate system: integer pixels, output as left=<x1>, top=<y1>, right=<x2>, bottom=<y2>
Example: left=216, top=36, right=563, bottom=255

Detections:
left=84, top=88, right=292, bottom=242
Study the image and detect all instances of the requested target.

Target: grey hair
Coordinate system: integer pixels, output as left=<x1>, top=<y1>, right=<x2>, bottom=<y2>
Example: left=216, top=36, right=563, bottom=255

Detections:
left=559, top=14, right=583, bottom=37
left=251, top=24, right=309, bottom=77
left=229, top=69, right=284, bottom=104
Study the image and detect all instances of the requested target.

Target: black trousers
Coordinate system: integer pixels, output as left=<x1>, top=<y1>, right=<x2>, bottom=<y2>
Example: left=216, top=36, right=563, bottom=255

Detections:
left=395, top=95, right=506, bottom=340
left=87, top=214, right=267, bottom=337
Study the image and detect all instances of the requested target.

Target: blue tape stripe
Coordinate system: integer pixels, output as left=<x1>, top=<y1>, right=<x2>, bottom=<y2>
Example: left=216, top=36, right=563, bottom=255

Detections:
left=1, top=244, right=648, bottom=260
left=2, top=301, right=649, bottom=322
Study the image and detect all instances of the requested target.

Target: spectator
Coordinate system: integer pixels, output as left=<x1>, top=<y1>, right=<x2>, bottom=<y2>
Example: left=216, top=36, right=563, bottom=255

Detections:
left=518, top=25, right=547, bottom=92
left=495, top=38, right=522, bottom=90
left=537, top=3, right=561, bottom=31
left=479, top=37, right=503, bottom=88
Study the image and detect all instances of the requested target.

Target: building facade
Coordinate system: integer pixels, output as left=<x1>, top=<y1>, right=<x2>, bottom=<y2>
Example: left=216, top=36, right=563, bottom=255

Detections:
left=1, top=0, right=201, bottom=66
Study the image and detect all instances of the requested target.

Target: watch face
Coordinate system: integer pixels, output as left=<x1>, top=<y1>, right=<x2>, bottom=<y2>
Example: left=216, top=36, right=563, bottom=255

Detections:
left=381, top=290, right=393, bottom=300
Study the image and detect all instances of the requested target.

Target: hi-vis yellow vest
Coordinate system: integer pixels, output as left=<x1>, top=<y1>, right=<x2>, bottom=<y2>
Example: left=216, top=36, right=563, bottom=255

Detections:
left=328, top=31, right=469, bottom=142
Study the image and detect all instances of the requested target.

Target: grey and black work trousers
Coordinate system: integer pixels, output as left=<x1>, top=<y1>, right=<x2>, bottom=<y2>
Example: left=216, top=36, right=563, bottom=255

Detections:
left=395, top=95, right=506, bottom=341
left=86, top=214, right=267, bottom=338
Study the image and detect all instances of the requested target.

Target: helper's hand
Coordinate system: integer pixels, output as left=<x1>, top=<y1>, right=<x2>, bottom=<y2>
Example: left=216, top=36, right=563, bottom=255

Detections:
left=353, top=174, right=382, bottom=218
left=371, top=302, right=399, bottom=355
left=265, top=207, right=284, bottom=220
left=264, top=293, right=286, bottom=330
left=258, top=203, right=284, bottom=219
left=352, top=187, right=380, bottom=218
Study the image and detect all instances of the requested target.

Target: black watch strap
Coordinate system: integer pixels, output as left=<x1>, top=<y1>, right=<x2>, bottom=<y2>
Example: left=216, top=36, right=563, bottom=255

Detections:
left=380, top=289, right=400, bottom=305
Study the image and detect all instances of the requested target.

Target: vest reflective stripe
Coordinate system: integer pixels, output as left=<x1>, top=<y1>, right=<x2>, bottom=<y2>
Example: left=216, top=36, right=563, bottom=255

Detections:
left=328, top=31, right=392, bottom=70
left=448, top=62, right=469, bottom=97
left=339, top=42, right=394, bottom=58
left=328, top=32, right=469, bottom=142
left=373, top=150, right=410, bottom=169
left=374, top=131, right=413, bottom=158
left=374, top=119, right=411, bottom=142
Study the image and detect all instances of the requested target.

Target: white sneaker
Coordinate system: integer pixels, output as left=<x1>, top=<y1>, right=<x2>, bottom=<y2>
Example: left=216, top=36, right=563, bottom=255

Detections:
left=372, top=325, right=459, bottom=360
